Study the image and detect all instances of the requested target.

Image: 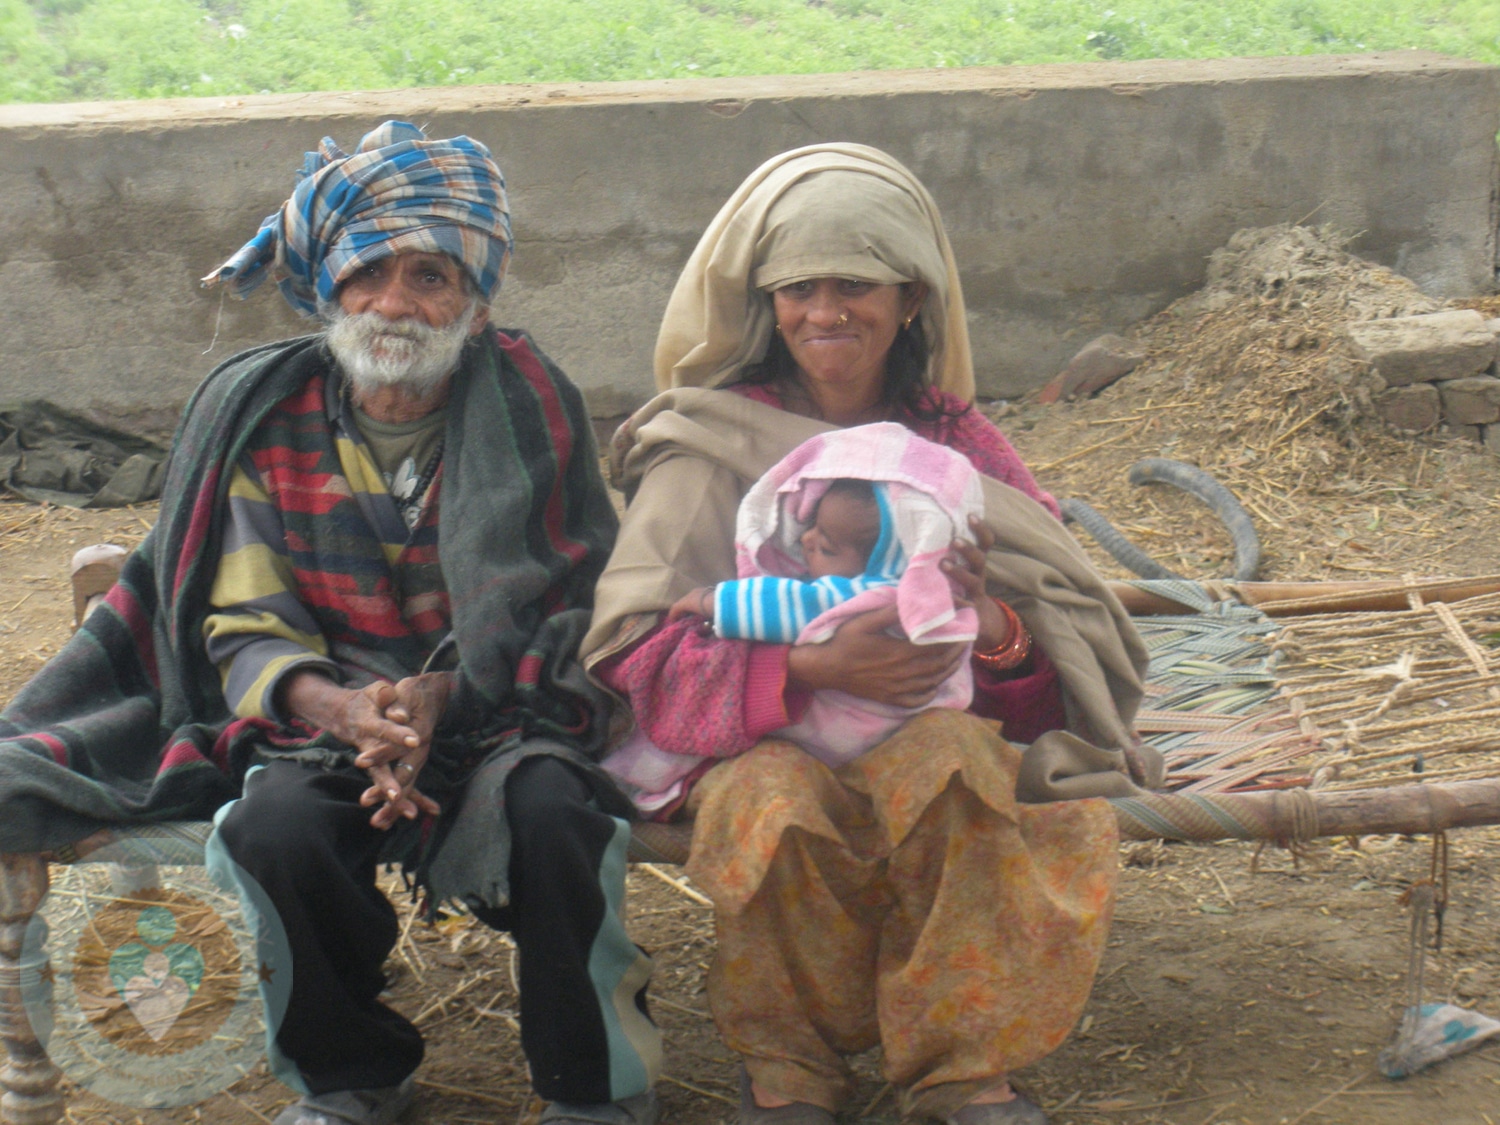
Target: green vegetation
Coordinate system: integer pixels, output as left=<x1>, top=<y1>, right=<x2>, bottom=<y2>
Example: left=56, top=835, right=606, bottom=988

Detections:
left=3, top=0, right=1497, bottom=104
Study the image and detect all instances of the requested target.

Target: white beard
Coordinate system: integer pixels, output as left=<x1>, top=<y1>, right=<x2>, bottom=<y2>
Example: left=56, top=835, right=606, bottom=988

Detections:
left=324, top=302, right=478, bottom=398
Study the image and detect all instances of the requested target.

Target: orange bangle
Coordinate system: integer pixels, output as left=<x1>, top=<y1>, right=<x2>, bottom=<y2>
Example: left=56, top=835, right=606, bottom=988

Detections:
left=973, top=598, right=1031, bottom=672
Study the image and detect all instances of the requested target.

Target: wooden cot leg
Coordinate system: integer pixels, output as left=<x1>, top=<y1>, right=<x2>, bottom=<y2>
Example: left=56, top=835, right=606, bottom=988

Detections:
left=0, top=856, right=61, bottom=1125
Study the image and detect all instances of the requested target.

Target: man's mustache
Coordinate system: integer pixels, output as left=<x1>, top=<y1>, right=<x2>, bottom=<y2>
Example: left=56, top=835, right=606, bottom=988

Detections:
left=369, top=320, right=425, bottom=340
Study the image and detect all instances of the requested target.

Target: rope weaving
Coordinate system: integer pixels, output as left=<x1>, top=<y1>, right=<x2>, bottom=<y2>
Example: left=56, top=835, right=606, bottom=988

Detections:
left=1430, top=600, right=1500, bottom=703
left=1272, top=590, right=1500, bottom=789
left=1109, top=786, right=1321, bottom=842
left=54, top=822, right=213, bottom=866
left=1128, top=579, right=1324, bottom=793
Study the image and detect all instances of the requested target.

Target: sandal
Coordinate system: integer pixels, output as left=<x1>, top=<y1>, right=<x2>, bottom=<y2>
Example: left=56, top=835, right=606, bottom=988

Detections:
left=539, top=1090, right=659, bottom=1124
left=944, top=1092, right=1048, bottom=1124
left=272, top=1076, right=415, bottom=1125
left=737, top=1066, right=836, bottom=1125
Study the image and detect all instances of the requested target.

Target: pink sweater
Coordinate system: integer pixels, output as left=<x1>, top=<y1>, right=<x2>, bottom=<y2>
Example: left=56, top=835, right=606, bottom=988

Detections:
left=597, top=388, right=1067, bottom=771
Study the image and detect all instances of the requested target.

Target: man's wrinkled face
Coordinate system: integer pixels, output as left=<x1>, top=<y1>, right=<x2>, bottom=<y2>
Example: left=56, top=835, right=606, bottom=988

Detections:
left=325, top=251, right=490, bottom=396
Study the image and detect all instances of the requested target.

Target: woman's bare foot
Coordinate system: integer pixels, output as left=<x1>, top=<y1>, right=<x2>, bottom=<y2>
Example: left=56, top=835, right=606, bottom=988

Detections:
left=751, top=1080, right=795, bottom=1108
left=737, top=1067, right=836, bottom=1124
left=968, top=1081, right=1017, bottom=1105
left=947, top=1080, right=1048, bottom=1124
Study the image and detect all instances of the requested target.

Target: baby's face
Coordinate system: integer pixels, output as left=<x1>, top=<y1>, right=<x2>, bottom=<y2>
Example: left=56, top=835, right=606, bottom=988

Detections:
left=800, top=490, right=880, bottom=580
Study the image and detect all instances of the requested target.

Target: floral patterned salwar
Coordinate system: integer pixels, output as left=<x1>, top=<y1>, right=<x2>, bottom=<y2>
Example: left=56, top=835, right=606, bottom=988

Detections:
left=685, top=710, right=1118, bottom=1119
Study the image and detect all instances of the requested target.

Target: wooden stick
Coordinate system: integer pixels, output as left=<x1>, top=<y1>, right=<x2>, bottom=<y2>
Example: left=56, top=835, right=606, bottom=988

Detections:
left=1267, top=407, right=1328, bottom=449
left=467, top=984, right=510, bottom=1030
left=1110, top=576, right=1500, bottom=617
left=636, top=862, right=713, bottom=907
left=413, top=969, right=498, bottom=1026
left=1209, top=867, right=1235, bottom=907
left=397, top=900, right=426, bottom=983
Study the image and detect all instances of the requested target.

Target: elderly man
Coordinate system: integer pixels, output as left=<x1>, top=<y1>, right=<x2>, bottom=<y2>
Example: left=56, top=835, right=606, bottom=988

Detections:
left=0, top=122, right=659, bottom=1125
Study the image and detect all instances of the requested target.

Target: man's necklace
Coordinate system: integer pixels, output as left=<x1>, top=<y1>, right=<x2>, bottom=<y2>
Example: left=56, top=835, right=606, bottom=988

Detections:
left=401, top=438, right=445, bottom=528
left=339, top=374, right=446, bottom=526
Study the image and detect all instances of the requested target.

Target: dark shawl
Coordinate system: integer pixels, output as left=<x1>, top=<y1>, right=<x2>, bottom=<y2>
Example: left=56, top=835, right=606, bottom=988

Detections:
left=0, top=330, right=623, bottom=906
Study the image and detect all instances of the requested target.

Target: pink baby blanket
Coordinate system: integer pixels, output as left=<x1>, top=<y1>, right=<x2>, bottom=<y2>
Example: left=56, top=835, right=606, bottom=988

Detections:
left=603, top=423, right=987, bottom=807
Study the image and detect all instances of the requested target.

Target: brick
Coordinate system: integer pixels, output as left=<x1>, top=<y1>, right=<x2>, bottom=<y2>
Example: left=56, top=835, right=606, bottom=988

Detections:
left=1375, top=383, right=1440, bottom=432
left=1436, top=375, right=1500, bottom=425
left=1485, top=426, right=1500, bottom=455
left=1038, top=334, right=1147, bottom=404
left=1452, top=423, right=1483, bottom=442
left=1345, top=310, right=1496, bottom=386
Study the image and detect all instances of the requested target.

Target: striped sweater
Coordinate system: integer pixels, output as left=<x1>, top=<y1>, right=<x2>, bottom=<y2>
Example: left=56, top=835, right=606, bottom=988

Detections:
left=203, top=372, right=449, bottom=720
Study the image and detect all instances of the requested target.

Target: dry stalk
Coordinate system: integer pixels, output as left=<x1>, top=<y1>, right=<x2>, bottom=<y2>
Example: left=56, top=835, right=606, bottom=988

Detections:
left=413, top=1077, right=515, bottom=1109
left=660, top=1074, right=737, bottom=1107
left=636, top=861, right=713, bottom=907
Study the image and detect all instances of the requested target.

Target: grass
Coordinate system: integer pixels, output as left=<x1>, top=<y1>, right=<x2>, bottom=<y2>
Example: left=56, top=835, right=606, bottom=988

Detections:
left=2, top=0, right=1497, bottom=104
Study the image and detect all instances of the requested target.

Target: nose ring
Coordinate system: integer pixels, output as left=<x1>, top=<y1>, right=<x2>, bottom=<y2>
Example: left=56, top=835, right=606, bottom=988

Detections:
left=835, top=313, right=849, bottom=327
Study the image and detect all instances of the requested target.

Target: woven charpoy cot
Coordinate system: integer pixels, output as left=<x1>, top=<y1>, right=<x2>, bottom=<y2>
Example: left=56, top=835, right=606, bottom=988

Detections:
left=42, top=576, right=1500, bottom=869
left=1131, top=576, right=1500, bottom=792
left=1097, top=575, right=1500, bottom=844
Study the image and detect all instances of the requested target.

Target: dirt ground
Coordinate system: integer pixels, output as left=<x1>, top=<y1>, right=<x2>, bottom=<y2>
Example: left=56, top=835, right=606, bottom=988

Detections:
left=5, top=232, right=1500, bottom=1125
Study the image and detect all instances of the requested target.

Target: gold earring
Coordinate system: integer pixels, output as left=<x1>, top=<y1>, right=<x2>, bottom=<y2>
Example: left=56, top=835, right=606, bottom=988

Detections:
left=835, top=313, right=849, bottom=327
left=903, top=315, right=914, bottom=329
left=775, top=322, right=782, bottom=331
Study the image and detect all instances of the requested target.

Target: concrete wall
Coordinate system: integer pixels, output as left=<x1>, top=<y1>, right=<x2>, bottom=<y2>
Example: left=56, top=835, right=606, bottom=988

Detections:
left=1, top=53, right=1496, bottom=428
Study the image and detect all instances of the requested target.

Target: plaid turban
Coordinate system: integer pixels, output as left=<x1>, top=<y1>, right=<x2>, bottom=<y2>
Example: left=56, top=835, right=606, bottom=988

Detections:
left=203, top=120, right=512, bottom=317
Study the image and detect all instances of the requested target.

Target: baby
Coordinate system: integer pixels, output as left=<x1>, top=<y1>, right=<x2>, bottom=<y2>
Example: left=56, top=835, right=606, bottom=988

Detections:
left=668, top=477, right=886, bottom=639
left=667, top=423, right=984, bottom=768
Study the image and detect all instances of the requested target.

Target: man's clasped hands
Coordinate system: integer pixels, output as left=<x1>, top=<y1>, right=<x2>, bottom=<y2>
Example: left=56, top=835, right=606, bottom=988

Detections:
left=279, top=669, right=455, bottom=829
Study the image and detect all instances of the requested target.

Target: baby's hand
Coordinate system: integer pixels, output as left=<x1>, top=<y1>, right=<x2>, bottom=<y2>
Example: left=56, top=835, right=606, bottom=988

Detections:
left=668, top=586, right=716, bottom=623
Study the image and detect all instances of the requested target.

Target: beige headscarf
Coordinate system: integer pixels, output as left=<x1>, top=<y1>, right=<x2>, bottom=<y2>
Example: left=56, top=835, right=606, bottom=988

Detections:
left=653, top=143, right=976, bottom=402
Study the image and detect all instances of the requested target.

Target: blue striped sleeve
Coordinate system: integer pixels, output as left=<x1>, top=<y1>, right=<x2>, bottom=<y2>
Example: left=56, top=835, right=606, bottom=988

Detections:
left=713, top=575, right=865, bottom=642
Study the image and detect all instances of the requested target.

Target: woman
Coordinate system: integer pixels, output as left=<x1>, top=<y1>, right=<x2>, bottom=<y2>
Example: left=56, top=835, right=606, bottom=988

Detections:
left=581, top=145, right=1155, bottom=1125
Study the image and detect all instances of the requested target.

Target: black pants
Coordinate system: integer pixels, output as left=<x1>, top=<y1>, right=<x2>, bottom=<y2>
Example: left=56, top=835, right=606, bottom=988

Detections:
left=214, top=755, right=659, bottom=1102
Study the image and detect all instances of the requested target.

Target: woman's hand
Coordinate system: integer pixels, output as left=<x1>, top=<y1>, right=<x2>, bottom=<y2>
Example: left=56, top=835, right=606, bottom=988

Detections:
left=786, top=604, right=965, bottom=707
left=943, top=515, right=1013, bottom=651
left=668, top=586, right=716, bottom=623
